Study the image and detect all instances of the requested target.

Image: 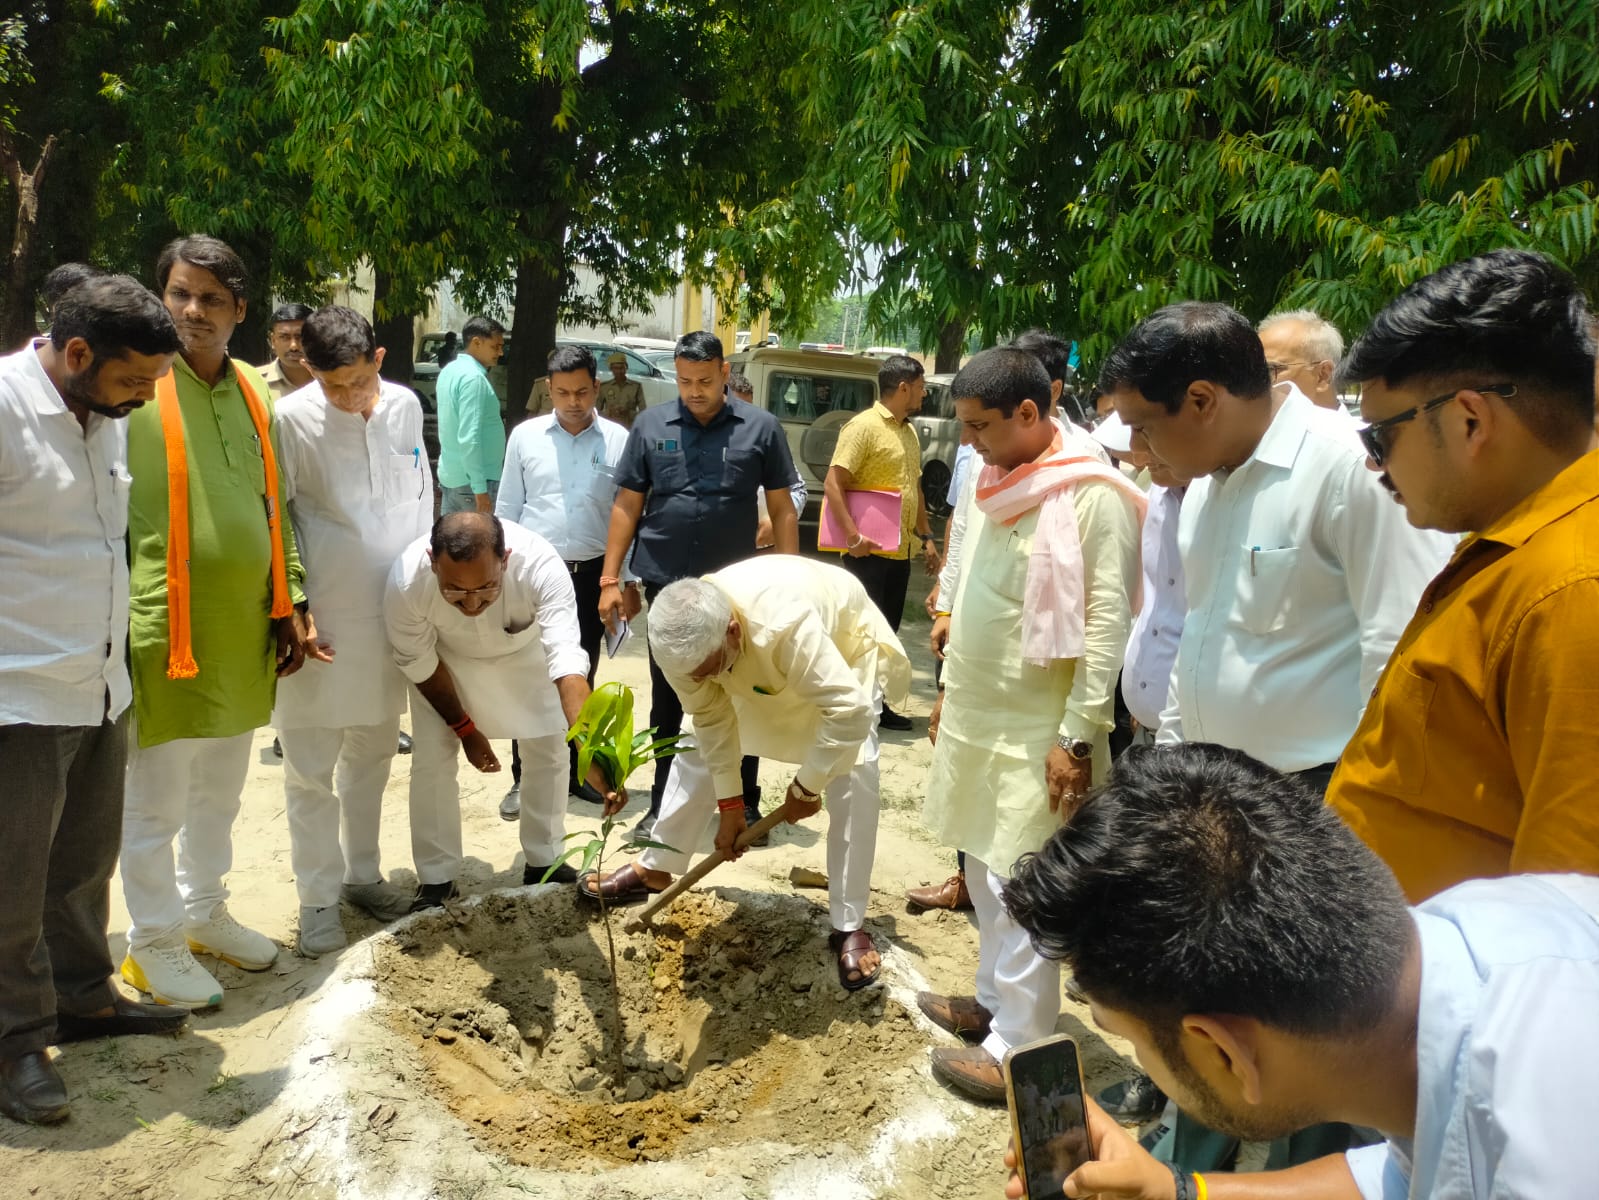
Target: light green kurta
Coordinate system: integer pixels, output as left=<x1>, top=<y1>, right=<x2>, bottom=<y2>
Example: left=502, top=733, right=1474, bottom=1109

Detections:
left=127, top=355, right=304, bottom=747
left=923, top=479, right=1139, bottom=872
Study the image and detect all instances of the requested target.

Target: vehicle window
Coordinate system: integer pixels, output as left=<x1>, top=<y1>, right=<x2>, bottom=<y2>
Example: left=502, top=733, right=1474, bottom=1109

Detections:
left=922, top=383, right=954, bottom=420
left=766, top=372, right=874, bottom=422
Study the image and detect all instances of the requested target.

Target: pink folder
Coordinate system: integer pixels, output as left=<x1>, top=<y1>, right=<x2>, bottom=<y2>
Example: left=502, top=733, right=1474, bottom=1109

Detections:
left=819, top=489, right=903, bottom=553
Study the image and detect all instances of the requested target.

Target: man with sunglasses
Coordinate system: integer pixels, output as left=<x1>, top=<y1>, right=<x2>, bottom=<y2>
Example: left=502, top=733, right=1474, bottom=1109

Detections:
left=1329, top=248, right=1599, bottom=902
left=383, top=512, right=621, bottom=909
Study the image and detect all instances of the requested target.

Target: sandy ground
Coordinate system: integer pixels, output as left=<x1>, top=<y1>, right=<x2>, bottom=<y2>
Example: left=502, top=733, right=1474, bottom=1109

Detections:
left=0, top=599, right=1151, bottom=1200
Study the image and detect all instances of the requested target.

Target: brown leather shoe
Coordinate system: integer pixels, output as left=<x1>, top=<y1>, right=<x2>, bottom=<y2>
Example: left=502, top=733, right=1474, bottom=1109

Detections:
left=577, top=861, right=668, bottom=906
left=930, top=1045, right=1006, bottom=1103
left=906, top=873, right=973, bottom=911
left=916, top=991, right=993, bottom=1042
left=0, top=1051, right=70, bottom=1124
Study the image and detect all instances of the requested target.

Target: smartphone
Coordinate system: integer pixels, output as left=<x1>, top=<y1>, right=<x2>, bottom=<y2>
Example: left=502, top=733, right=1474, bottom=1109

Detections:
left=604, top=618, right=631, bottom=659
left=1004, top=1034, right=1093, bottom=1199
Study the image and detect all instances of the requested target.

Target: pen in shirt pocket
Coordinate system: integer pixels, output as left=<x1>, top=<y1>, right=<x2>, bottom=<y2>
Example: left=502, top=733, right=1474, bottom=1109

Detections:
left=413, top=447, right=421, bottom=469
left=1251, top=545, right=1259, bottom=576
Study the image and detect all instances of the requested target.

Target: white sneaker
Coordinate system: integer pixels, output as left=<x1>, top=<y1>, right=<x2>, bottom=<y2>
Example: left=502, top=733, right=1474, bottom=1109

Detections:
left=122, top=941, right=223, bottom=1009
left=297, top=905, right=347, bottom=958
left=186, top=902, right=278, bottom=971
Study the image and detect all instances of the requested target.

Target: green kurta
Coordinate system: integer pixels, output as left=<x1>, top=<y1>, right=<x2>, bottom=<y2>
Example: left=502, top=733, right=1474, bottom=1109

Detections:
left=127, top=355, right=305, bottom=748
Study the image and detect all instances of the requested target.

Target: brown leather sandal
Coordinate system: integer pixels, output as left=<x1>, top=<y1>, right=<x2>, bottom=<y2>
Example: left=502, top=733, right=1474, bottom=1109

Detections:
left=577, top=861, right=666, bottom=906
left=829, top=928, right=881, bottom=991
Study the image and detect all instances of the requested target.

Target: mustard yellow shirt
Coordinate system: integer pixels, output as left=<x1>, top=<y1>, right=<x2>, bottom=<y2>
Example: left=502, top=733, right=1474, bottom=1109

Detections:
left=827, top=401, right=921, bottom=559
left=1329, top=451, right=1599, bottom=901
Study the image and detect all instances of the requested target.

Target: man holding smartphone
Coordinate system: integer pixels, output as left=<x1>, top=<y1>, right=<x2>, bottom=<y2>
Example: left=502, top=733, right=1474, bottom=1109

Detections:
left=1000, top=743, right=1599, bottom=1200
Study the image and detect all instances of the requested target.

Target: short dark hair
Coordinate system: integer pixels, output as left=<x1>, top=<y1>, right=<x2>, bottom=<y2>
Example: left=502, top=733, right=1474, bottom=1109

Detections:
left=155, top=235, right=249, bottom=301
left=1098, top=303, right=1271, bottom=414
left=271, top=302, right=314, bottom=326
left=547, top=344, right=597, bottom=378
left=301, top=305, right=377, bottom=371
left=1009, top=328, right=1073, bottom=387
left=41, top=263, right=103, bottom=318
left=727, top=370, right=754, bottom=396
left=462, top=315, right=505, bottom=344
left=50, top=274, right=183, bottom=360
left=430, top=512, right=506, bottom=563
left=949, top=347, right=1051, bottom=418
left=1003, top=744, right=1412, bottom=1044
left=878, top=354, right=925, bottom=395
left=675, top=330, right=724, bottom=363
left=1339, top=249, right=1597, bottom=450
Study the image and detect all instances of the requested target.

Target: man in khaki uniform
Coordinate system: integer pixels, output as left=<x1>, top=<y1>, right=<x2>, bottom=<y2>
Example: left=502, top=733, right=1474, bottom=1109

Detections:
left=598, top=352, right=645, bottom=428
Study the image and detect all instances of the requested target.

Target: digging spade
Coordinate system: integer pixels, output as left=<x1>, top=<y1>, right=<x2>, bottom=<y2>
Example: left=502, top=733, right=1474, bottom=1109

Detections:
left=625, top=808, right=790, bottom=932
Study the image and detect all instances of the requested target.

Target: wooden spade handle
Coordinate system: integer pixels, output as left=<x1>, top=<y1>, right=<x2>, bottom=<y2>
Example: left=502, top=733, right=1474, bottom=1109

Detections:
left=626, top=807, right=791, bottom=929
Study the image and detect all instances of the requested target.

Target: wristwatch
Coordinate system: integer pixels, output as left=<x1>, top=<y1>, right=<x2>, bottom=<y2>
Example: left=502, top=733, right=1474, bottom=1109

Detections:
left=1056, top=735, right=1093, bottom=760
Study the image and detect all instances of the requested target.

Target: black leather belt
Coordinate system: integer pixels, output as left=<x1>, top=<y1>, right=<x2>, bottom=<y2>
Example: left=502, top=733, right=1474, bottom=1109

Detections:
left=566, top=555, right=605, bottom=575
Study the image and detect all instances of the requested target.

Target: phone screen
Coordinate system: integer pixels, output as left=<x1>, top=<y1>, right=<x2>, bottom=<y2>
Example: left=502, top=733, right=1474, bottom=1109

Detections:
left=1005, top=1035, right=1092, bottom=1199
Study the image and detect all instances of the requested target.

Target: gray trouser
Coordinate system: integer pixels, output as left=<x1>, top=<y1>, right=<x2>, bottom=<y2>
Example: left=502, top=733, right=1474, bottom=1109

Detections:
left=0, top=715, right=126, bottom=1057
left=440, top=480, right=499, bottom=514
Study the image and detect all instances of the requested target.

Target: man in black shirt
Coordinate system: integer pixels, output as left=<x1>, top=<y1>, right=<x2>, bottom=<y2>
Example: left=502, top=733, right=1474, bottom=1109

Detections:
left=599, top=331, right=800, bottom=843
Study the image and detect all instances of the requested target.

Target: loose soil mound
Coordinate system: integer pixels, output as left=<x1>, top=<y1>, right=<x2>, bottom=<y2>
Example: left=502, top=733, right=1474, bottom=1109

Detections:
left=373, top=885, right=933, bottom=1168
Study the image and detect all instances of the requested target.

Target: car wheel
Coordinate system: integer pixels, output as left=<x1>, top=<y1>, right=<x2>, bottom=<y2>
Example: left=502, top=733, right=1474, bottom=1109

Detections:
left=922, top=459, right=952, bottom=518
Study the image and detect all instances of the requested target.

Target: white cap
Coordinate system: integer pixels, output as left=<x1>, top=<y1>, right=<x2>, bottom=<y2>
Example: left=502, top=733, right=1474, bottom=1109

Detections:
left=1093, top=411, right=1133, bottom=454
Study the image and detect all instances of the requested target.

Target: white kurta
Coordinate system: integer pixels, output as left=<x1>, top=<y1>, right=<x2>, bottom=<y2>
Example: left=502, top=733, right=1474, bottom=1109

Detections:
left=924, top=479, right=1140, bottom=873
left=383, top=522, right=590, bottom=739
left=273, top=381, right=432, bottom=730
left=663, top=556, right=911, bottom=798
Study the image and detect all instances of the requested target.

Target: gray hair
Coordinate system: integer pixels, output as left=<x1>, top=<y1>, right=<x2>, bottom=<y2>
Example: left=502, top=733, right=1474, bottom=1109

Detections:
left=648, top=578, right=733, bottom=675
left=1259, top=309, right=1345, bottom=365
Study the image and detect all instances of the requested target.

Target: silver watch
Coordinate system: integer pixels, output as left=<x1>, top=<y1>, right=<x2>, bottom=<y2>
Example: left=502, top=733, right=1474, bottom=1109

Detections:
left=1057, top=735, right=1093, bottom=760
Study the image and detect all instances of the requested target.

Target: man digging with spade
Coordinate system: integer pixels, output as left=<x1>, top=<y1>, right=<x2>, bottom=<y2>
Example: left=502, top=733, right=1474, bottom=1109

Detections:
left=579, top=556, right=909, bottom=991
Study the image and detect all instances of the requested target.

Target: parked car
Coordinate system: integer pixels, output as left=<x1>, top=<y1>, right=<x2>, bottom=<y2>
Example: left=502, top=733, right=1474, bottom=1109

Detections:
left=559, top=339, right=679, bottom=410
left=729, top=347, right=881, bottom=521
left=912, top=372, right=960, bottom=517
left=411, top=331, right=512, bottom=404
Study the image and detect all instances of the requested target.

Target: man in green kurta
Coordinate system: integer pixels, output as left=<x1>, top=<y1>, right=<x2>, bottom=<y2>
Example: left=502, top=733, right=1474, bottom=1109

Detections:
left=119, top=236, right=311, bottom=1010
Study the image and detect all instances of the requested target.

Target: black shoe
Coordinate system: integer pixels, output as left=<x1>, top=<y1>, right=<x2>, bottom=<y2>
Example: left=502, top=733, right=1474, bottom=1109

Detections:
left=1097, top=1073, right=1166, bottom=1122
left=271, top=737, right=283, bottom=759
left=0, top=1051, right=70, bottom=1125
left=411, top=881, right=459, bottom=911
left=499, top=786, right=520, bottom=822
left=54, top=996, right=189, bottom=1044
left=569, top=779, right=606, bottom=806
left=879, top=705, right=914, bottom=731
left=397, top=731, right=413, bottom=755
left=743, top=804, right=769, bottom=847
left=524, top=862, right=579, bottom=886
left=624, top=815, right=657, bottom=847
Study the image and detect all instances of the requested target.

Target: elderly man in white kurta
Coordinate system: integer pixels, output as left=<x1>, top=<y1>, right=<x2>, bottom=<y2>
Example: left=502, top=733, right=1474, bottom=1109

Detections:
left=384, top=512, right=614, bottom=909
left=580, top=555, right=910, bottom=991
left=919, top=348, right=1143, bottom=1104
left=271, top=307, right=432, bottom=956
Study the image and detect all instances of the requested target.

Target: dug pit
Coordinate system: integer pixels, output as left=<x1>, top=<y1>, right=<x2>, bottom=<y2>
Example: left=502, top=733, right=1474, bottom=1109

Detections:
left=373, top=885, right=939, bottom=1169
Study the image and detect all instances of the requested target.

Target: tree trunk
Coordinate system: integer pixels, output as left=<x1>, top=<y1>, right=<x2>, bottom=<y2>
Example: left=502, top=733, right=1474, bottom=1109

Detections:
left=1, top=132, right=58, bottom=347
left=372, top=269, right=416, bottom=387
left=933, top=317, right=967, bottom=373
left=505, top=245, right=565, bottom=429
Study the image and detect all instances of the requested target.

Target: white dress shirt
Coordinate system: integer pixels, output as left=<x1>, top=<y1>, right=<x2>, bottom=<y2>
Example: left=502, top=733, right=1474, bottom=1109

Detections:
left=383, top=522, right=591, bottom=740
left=1121, top=483, right=1184, bottom=730
left=0, top=344, right=132, bottom=726
left=1157, top=385, right=1454, bottom=771
left=664, top=556, right=911, bottom=798
left=1345, top=874, right=1599, bottom=1199
left=496, top=411, right=630, bottom=561
left=272, top=380, right=433, bottom=729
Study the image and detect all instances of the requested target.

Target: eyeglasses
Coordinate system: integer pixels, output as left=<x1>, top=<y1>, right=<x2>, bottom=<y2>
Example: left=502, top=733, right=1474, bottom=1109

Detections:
left=1358, top=383, right=1517, bottom=467
left=1266, top=360, right=1323, bottom=380
left=439, top=580, right=503, bottom=603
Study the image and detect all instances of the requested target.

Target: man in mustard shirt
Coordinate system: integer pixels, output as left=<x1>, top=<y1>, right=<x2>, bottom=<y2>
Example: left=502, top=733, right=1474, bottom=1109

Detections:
left=1329, top=248, right=1599, bottom=900
left=823, top=354, right=940, bottom=729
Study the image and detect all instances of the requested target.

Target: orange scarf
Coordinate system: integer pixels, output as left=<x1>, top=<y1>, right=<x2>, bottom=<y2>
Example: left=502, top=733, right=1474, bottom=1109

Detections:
left=155, top=362, right=291, bottom=680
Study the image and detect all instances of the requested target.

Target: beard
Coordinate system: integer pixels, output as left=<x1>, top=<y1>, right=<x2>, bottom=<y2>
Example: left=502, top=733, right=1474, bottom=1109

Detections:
left=63, top=364, right=140, bottom=419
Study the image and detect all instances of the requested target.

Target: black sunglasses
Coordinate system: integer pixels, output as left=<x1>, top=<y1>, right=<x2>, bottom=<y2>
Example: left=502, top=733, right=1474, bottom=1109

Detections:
left=1358, top=383, right=1517, bottom=467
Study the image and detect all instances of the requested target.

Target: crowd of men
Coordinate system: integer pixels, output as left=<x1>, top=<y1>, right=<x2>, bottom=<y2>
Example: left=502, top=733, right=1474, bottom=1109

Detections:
left=2, top=237, right=1596, bottom=1200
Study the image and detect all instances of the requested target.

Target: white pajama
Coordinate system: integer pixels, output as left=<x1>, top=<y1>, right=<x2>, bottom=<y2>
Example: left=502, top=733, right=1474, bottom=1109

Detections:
left=967, top=853, right=1061, bottom=1059
left=120, top=729, right=254, bottom=950
left=639, top=732, right=881, bottom=931
left=279, top=719, right=399, bottom=907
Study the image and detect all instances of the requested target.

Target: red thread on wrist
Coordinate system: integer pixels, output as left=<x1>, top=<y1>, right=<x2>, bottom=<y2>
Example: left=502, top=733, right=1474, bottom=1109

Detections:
left=449, top=714, right=476, bottom=739
left=716, top=799, right=745, bottom=813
